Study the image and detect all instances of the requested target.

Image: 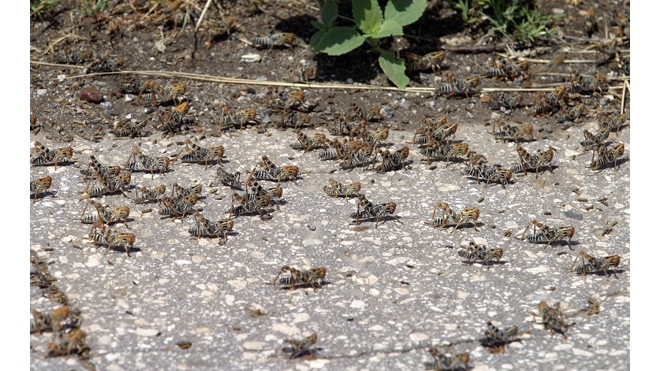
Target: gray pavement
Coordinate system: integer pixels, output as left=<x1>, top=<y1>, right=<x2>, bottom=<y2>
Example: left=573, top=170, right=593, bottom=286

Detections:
left=30, top=108, right=630, bottom=370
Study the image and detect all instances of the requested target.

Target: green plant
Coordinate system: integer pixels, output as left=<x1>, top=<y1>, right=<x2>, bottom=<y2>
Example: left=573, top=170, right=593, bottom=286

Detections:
left=448, top=0, right=562, bottom=43
left=310, top=0, right=427, bottom=88
left=73, top=0, right=109, bottom=20
left=30, top=0, right=61, bottom=19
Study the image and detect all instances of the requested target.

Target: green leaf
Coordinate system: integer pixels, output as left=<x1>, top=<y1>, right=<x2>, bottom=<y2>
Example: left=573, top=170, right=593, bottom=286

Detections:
left=311, top=21, right=329, bottom=31
left=313, top=27, right=366, bottom=55
left=368, top=19, right=403, bottom=38
left=309, top=30, right=327, bottom=49
left=378, top=50, right=409, bottom=88
left=321, top=0, right=338, bottom=26
left=384, top=0, right=426, bottom=27
left=353, top=0, right=383, bottom=34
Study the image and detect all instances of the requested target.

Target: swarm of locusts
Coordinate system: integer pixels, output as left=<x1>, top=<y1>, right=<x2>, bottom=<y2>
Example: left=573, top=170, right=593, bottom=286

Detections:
left=31, top=12, right=630, bottom=366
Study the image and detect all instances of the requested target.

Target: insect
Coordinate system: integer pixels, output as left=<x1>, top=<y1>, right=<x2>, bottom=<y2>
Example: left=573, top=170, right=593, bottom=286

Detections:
left=113, top=119, right=150, bottom=138
left=157, top=102, right=192, bottom=138
left=217, top=107, right=257, bottom=132
left=188, top=211, right=234, bottom=245
left=512, top=146, right=554, bottom=178
left=246, top=176, right=283, bottom=206
left=461, top=163, right=513, bottom=189
left=214, top=167, right=243, bottom=190
left=374, top=146, right=409, bottom=172
left=87, top=220, right=136, bottom=257
left=584, top=7, right=597, bottom=37
left=329, top=119, right=364, bottom=136
left=491, top=120, right=534, bottom=143
left=203, top=16, right=238, bottom=49
left=80, top=200, right=130, bottom=228
left=277, top=333, right=318, bottom=359
left=158, top=194, right=198, bottom=220
left=254, top=155, right=299, bottom=182
left=458, top=242, right=503, bottom=268
left=125, top=146, right=170, bottom=178
left=420, top=142, right=468, bottom=166
left=30, top=141, right=73, bottom=169
left=30, top=175, right=53, bottom=203
left=271, top=91, right=307, bottom=112
left=135, top=81, right=186, bottom=106
left=519, top=220, right=575, bottom=249
left=426, top=202, right=479, bottom=233
left=279, top=112, right=312, bottom=130
left=435, top=76, right=480, bottom=98
left=133, top=184, right=167, bottom=204
left=556, top=103, right=584, bottom=126
left=536, top=301, right=574, bottom=339
left=323, top=178, right=361, bottom=199
left=427, top=348, right=470, bottom=371
left=488, top=93, right=523, bottom=110
left=363, top=127, right=389, bottom=148
left=568, top=251, right=621, bottom=279
left=176, top=139, right=225, bottom=169
left=405, top=50, right=445, bottom=73
left=250, top=32, right=294, bottom=47
left=30, top=306, right=77, bottom=334
left=290, top=130, right=315, bottom=152
left=80, top=172, right=132, bottom=199
left=480, top=322, right=520, bottom=353
left=350, top=195, right=397, bottom=229
left=228, top=192, right=271, bottom=219
left=580, top=128, right=610, bottom=153
left=55, top=48, right=93, bottom=65
left=46, top=328, right=90, bottom=357
left=598, top=113, right=627, bottom=134
left=272, top=266, right=327, bottom=291
left=340, top=143, right=373, bottom=170
left=80, top=155, right=121, bottom=183
left=590, top=143, right=625, bottom=171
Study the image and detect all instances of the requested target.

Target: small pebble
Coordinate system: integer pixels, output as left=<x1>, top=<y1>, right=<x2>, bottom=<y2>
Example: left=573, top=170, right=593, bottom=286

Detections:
left=80, top=87, right=103, bottom=103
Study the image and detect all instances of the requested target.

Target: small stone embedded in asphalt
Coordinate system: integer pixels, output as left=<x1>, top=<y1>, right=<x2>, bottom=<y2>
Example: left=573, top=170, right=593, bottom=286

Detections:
left=564, top=211, right=583, bottom=220
left=80, top=87, right=104, bottom=103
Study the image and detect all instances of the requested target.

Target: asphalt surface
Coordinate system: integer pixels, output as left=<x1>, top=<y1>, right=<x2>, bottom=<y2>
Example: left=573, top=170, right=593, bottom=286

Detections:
left=29, top=107, right=630, bottom=370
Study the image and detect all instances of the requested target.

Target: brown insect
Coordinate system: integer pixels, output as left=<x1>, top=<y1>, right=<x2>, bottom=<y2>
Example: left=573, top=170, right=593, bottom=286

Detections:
left=31, top=141, right=73, bottom=169
left=536, top=301, right=574, bottom=339
left=568, top=251, right=621, bottom=279
left=590, top=143, right=625, bottom=171
left=276, top=333, right=319, bottom=359
left=323, top=178, right=361, bottom=199
left=350, top=195, right=398, bottom=229
left=217, top=107, right=257, bottom=133
left=133, top=184, right=167, bottom=204
left=250, top=32, right=295, bottom=47
left=80, top=200, right=130, bottom=228
left=480, top=321, right=520, bottom=353
left=426, top=202, right=479, bottom=233
left=176, top=139, right=225, bottom=169
left=519, top=220, right=575, bottom=249
left=272, top=266, right=327, bottom=291
left=30, top=175, right=53, bottom=203
left=46, top=328, right=89, bottom=357
left=427, top=348, right=470, bottom=371
left=254, top=155, right=299, bottom=182
left=374, top=146, right=409, bottom=172
left=458, top=242, right=503, bottom=268
left=511, top=146, right=554, bottom=178
left=491, top=120, right=534, bottom=143
left=158, top=194, right=198, bottom=220
left=228, top=192, right=271, bottom=219
left=125, top=146, right=170, bottom=178
left=405, top=50, right=445, bottom=73
left=189, top=211, right=234, bottom=245
left=435, top=76, right=480, bottom=98
left=87, top=220, right=136, bottom=257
